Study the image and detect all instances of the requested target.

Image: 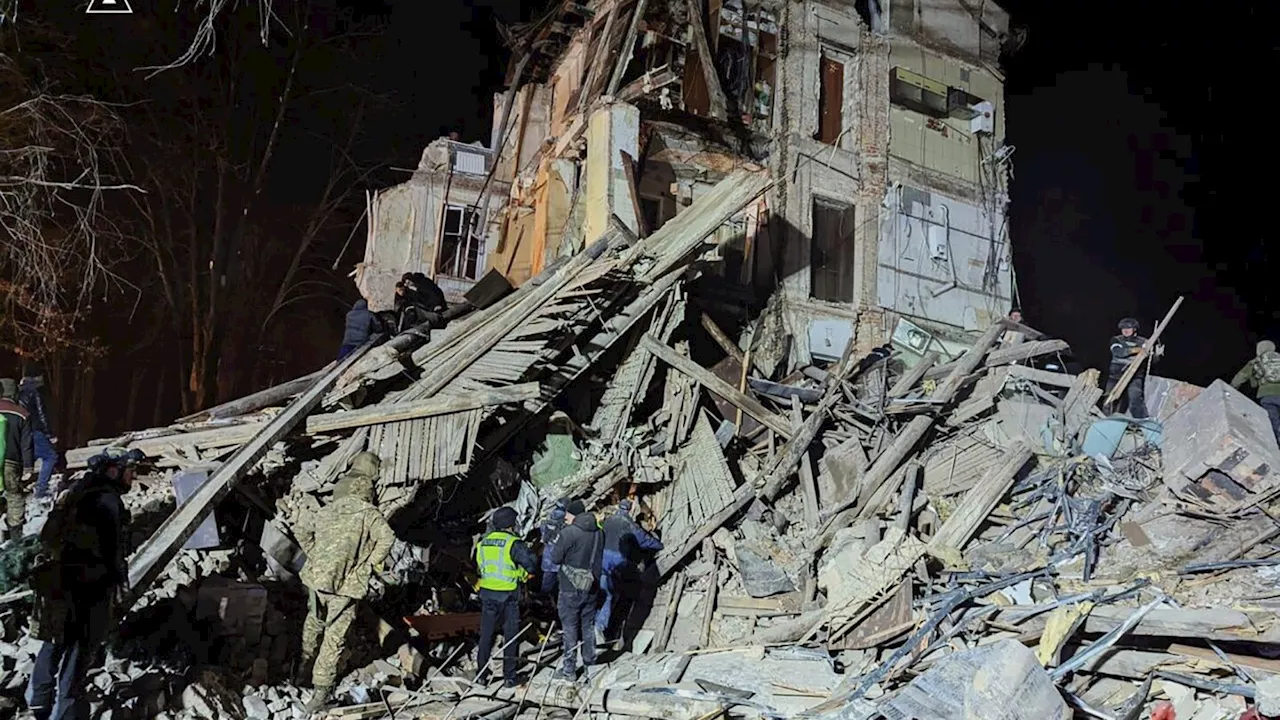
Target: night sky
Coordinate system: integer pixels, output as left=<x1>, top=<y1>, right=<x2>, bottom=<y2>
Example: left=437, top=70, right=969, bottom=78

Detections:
left=1002, top=1, right=1271, bottom=385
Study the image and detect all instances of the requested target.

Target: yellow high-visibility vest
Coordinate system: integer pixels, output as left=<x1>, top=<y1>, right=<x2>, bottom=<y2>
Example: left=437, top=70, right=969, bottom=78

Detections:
left=475, top=531, right=528, bottom=591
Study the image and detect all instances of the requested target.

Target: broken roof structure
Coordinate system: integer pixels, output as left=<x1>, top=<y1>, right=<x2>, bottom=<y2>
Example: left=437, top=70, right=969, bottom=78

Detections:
left=20, top=2, right=1280, bottom=720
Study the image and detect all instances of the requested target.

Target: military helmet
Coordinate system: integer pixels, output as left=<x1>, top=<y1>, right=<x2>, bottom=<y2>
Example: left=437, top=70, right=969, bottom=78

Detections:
left=1118, top=317, right=1140, bottom=330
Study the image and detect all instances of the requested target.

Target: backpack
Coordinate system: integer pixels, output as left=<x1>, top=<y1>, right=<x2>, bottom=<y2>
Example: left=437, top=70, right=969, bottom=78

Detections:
left=1258, top=351, right=1280, bottom=384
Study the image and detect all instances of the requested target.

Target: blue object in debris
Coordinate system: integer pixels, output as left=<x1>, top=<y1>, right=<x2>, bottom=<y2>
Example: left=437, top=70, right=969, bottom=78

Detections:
left=1081, top=417, right=1164, bottom=458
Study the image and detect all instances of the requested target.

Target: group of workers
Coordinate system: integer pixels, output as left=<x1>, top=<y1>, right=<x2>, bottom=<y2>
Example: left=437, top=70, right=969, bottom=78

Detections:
left=338, top=273, right=448, bottom=358
left=473, top=495, right=663, bottom=687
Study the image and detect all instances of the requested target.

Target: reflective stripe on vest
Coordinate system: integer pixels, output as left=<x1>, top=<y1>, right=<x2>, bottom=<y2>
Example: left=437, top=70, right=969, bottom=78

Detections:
left=476, top=531, right=525, bottom=591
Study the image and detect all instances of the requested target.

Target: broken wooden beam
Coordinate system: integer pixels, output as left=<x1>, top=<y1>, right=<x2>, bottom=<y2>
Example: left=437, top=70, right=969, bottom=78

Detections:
left=923, top=339, right=1071, bottom=381
left=928, top=442, right=1033, bottom=554
left=639, top=334, right=793, bottom=439
left=1006, top=364, right=1076, bottom=388
left=124, top=341, right=375, bottom=604
left=179, top=367, right=328, bottom=422
left=68, top=383, right=541, bottom=468
left=887, top=351, right=939, bottom=399
left=822, top=324, right=1006, bottom=525
left=700, top=313, right=745, bottom=364
left=657, top=484, right=753, bottom=577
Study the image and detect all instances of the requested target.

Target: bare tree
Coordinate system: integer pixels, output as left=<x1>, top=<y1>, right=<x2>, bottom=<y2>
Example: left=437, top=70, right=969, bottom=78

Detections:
left=124, top=2, right=384, bottom=410
left=0, top=31, right=138, bottom=360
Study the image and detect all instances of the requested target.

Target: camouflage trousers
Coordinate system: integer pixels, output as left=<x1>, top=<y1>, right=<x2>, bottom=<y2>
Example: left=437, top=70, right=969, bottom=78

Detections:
left=300, top=589, right=357, bottom=688
left=3, top=460, right=26, bottom=531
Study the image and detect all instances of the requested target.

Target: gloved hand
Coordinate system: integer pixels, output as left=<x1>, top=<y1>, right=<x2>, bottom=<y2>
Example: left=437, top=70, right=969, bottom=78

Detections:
left=1153, top=343, right=1165, bottom=358
left=1128, top=347, right=1142, bottom=356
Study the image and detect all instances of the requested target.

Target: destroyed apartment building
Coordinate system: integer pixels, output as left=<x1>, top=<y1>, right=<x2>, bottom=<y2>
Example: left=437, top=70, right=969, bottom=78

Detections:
left=10, top=2, right=1280, bottom=720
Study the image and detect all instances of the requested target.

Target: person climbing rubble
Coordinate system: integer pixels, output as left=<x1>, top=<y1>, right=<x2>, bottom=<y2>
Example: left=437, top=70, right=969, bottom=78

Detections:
left=26, top=446, right=145, bottom=720
left=0, top=378, right=36, bottom=538
left=1105, top=317, right=1162, bottom=419
left=19, top=369, right=58, bottom=500
left=338, top=297, right=381, bottom=359
left=596, top=499, right=662, bottom=646
left=550, top=499, right=603, bottom=682
left=474, top=505, right=536, bottom=688
left=396, top=272, right=448, bottom=333
left=539, top=497, right=571, bottom=595
left=294, top=451, right=395, bottom=715
left=1231, top=339, right=1280, bottom=443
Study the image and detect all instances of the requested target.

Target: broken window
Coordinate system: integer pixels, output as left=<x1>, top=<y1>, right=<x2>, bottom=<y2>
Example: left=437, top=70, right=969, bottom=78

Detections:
left=436, top=204, right=484, bottom=280
left=817, top=54, right=845, bottom=145
left=889, top=67, right=988, bottom=121
left=810, top=198, right=856, bottom=303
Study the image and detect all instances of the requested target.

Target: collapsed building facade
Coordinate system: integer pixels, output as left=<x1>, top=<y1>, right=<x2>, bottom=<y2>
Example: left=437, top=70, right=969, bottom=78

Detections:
left=358, top=0, right=1016, bottom=364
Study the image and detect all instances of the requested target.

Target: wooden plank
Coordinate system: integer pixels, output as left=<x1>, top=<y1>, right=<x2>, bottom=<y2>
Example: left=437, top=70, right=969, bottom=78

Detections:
left=1006, top=364, right=1076, bottom=388
left=1105, top=295, right=1184, bottom=406
left=606, top=0, right=650, bottom=96
left=657, top=484, right=753, bottom=577
left=67, top=383, right=540, bottom=467
left=700, top=313, right=745, bottom=364
left=125, top=340, right=376, bottom=603
left=829, top=582, right=913, bottom=650
left=822, top=324, right=1007, bottom=524
left=924, top=339, right=1071, bottom=381
left=888, top=351, right=939, bottom=398
left=928, top=442, right=1033, bottom=553
left=640, top=334, right=793, bottom=439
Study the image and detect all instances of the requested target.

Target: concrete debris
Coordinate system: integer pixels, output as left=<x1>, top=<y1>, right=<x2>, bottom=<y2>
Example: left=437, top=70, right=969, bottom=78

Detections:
left=6, top=2, right=1280, bottom=719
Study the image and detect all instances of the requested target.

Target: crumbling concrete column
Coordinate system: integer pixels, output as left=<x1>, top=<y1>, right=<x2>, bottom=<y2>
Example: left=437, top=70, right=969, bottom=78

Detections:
left=584, top=102, right=641, bottom=242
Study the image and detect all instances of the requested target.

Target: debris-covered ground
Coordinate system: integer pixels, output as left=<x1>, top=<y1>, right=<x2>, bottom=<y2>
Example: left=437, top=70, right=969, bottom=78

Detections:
left=5, top=171, right=1280, bottom=720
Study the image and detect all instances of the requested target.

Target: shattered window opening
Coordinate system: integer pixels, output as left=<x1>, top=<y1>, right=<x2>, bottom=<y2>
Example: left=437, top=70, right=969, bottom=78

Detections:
left=811, top=198, right=856, bottom=303
left=437, top=204, right=484, bottom=280
left=817, top=52, right=846, bottom=146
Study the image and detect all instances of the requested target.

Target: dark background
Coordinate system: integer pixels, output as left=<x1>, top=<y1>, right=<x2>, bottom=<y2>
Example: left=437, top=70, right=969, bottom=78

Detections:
left=1001, top=0, right=1271, bottom=384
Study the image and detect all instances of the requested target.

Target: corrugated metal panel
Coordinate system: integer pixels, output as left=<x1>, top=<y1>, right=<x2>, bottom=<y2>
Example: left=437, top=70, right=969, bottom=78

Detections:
left=453, top=149, right=487, bottom=176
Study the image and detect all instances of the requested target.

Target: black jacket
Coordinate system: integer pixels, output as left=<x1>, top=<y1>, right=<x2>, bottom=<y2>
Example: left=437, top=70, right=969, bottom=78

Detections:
left=1108, top=334, right=1149, bottom=377
left=0, top=398, right=34, bottom=470
left=56, top=475, right=130, bottom=589
left=18, top=379, right=53, bottom=435
left=550, top=513, right=603, bottom=590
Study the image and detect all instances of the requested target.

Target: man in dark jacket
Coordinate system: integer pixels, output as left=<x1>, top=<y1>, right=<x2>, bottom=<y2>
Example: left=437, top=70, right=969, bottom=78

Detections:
left=474, top=506, right=536, bottom=688
left=339, top=298, right=379, bottom=359
left=26, top=446, right=143, bottom=720
left=549, top=500, right=602, bottom=680
left=396, top=273, right=448, bottom=333
left=0, top=378, right=36, bottom=536
left=1105, top=317, right=1162, bottom=419
left=596, top=499, right=663, bottom=643
left=19, top=371, right=57, bottom=499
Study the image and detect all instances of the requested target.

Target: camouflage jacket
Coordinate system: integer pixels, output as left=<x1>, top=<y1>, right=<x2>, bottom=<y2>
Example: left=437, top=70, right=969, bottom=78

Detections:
left=298, top=494, right=395, bottom=599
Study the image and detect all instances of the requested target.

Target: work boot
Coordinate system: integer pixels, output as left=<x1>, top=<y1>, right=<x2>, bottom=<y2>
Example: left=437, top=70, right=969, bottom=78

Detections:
left=304, top=685, right=333, bottom=715
left=553, top=668, right=577, bottom=682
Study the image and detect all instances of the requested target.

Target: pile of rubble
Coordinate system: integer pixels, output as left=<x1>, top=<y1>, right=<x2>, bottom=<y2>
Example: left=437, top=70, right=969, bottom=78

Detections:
left=4, top=168, right=1280, bottom=720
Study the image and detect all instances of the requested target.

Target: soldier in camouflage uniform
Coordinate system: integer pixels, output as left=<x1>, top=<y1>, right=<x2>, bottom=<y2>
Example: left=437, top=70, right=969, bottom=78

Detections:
left=295, top=452, right=395, bottom=714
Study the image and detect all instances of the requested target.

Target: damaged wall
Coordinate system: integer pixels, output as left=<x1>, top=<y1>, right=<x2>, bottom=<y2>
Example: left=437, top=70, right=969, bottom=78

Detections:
left=357, top=141, right=511, bottom=306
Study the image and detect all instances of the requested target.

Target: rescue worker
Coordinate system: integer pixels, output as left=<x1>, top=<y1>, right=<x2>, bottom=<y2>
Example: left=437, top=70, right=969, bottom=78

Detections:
left=1002, top=308, right=1027, bottom=348
left=396, top=272, right=448, bottom=332
left=1232, top=340, right=1280, bottom=442
left=549, top=499, right=602, bottom=681
left=539, top=498, right=571, bottom=595
left=295, top=452, right=395, bottom=714
left=1105, top=317, right=1162, bottom=420
left=26, top=446, right=143, bottom=720
left=338, top=298, right=379, bottom=359
left=0, top=378, right=35, bottom=537
left=19, top=370, right=58, bottom=500
left=596, top=499, right=663, bottom=645
left=474, top=506, right=536, bottom=688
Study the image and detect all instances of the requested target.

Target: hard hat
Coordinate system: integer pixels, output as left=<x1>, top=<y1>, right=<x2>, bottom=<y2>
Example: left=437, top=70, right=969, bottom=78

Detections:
left=1118, top=317, right=1140, bottom=330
